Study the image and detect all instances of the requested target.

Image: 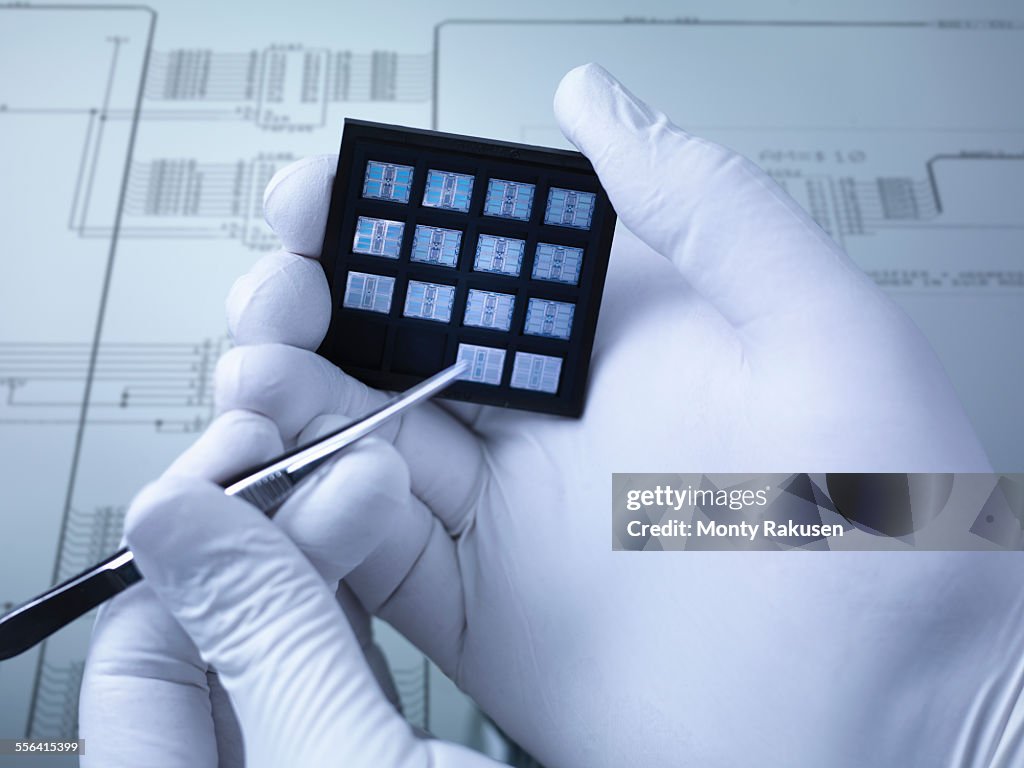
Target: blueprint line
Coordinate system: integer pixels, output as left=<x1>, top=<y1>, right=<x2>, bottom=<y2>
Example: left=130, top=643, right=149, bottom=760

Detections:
left=23, top=3, right=158, bottom=739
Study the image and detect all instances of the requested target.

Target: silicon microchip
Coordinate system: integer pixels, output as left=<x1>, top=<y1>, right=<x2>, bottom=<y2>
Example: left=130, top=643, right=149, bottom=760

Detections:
left=343, top=271, right=395, bottom=313
left=322, top=120, right=618, bottom=416
left=411, top=225, right=462, bottom=267
left=511, top=352, right=562, bottom=394
left=532, top=243, right=584, bottom=285
left=474, top=235, right=525, bottom=276
left=353, top=217, right=404, bottom=258
left=544, top=188, right=596, bottom=229
left=457, top=343, right=505, bottom=385
left=404, top=280, right=455, bottom=323
left=483, top=179, right=534, bottom=220
left=363, top=161, right=414, bottom=203
left=423, top=170, right=474, bottom=212
left=524, top=298, right=575, bottom=340
left=464, top=289, right=515, bottom=331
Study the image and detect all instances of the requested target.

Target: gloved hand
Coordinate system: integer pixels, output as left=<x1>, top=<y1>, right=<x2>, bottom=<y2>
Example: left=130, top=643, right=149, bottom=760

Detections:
left=80, top=410, right=504, bottom=767
left=85, top=63, right=1024, bottom=767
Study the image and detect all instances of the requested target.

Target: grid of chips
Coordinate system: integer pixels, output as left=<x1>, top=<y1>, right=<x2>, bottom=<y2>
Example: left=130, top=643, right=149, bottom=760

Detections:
left=319, top=120, right=616, bottom=416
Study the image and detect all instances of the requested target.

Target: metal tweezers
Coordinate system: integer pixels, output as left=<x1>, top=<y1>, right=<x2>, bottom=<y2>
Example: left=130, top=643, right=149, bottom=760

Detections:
left=0, top=360, right=468, bottom=661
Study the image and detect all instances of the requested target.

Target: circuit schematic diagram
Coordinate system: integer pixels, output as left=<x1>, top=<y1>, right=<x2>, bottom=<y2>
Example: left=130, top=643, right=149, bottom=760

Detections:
left=768, top=151, right=1024, bottom=291
left=1, top=6, right=1022, bottom=760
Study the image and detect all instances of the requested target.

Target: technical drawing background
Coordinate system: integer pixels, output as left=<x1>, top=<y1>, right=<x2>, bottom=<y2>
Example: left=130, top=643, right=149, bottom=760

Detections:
left=0, top=1, right=1021, bottom=765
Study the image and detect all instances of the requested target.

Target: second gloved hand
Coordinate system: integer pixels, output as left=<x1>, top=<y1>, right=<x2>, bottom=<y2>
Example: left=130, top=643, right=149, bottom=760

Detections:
left=80, top=410, right=504, bottom=768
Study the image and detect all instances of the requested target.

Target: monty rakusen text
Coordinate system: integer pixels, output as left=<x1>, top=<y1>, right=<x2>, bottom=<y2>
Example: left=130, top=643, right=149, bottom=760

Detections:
left=623, top=485, right=844, bottom=541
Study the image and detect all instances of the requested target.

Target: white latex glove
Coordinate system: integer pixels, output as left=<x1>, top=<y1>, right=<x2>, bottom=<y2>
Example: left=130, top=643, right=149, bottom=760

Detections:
left=117, top=63, right=1024, bottom=767
left=79, top=410, right=503, bottom=768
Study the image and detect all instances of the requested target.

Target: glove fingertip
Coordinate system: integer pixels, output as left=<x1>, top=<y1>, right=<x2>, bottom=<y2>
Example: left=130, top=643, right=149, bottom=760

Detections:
left=333, top=437, right=411, bottom=509
left=273, top=435, right=413, bottom=581
left=225, top=250, right=330, bottom=349
left=163, top=410, right=283, bottom=483
left=554, top=62, right=658, bottom=154
left=125, top=477, right=231, bottom=584
left=263, top=155, right=336, bottom=257
left=214, top=344, right=342, bottom=441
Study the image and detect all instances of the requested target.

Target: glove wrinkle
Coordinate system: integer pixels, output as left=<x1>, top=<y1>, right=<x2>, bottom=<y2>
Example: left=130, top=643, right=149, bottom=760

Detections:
left=208, top=670, right=245, bottom=768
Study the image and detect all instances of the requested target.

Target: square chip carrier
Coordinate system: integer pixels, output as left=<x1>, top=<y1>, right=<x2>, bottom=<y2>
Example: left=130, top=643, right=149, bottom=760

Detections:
left=319, top=119, right=617, bottom=417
